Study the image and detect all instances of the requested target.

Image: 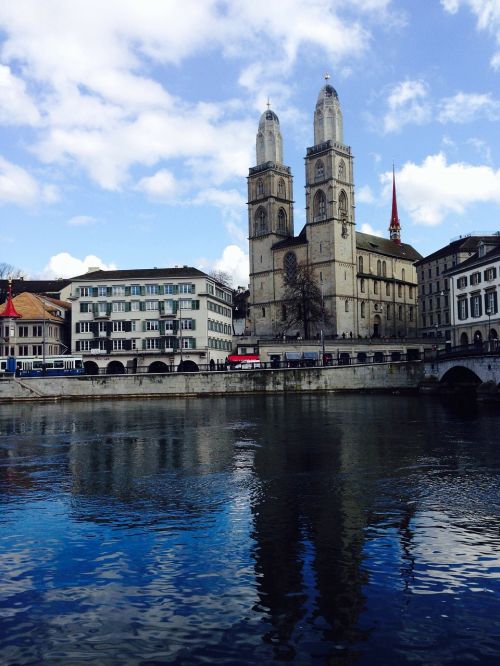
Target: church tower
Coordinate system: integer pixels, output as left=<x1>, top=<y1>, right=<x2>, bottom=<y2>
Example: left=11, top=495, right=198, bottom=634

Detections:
left=248, top=106, right=294, bottom=335
left=304, top=76, right=357, bottom=336
left=389, top=167, right=401, bottom=244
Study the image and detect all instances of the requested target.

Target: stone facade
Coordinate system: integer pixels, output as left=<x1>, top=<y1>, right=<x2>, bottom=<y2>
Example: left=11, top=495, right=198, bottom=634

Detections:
left=248, top=79, right=421, bottom=340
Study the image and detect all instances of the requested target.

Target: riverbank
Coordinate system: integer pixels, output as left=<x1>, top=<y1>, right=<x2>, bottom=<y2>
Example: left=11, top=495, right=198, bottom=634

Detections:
left=0, top=361, right=424, bottom=402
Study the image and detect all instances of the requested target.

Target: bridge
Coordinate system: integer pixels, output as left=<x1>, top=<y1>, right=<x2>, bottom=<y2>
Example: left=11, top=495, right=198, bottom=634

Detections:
left=423, top=346, right=500, bottom=394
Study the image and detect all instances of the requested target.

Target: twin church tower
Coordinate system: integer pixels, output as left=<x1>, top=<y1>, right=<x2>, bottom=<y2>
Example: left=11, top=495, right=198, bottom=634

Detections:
left=248, top=77, right=420, bottom=339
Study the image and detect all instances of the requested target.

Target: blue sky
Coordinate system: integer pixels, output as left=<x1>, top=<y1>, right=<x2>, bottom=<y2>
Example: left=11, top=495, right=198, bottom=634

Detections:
left=1, top=0, right=500, bottom=286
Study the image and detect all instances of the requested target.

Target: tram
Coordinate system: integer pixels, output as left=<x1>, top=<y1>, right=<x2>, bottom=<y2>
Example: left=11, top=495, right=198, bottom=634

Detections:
left=0, top=355, right=84, bottom=377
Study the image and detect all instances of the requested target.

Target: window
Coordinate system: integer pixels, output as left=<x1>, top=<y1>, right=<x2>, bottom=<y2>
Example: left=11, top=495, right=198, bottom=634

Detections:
left=278, top=179, right=285, bottom=197
left=277, top=208, right=287, bottom=231
left=398, top=285, right=402, bottom=298
left=79, top=321, right=92, bottom=333
left=112, top=321, right=124, bottom=332
left=32, top=345, right=42, bottom=356
left=78, top=340, right=92, bottom=352
left=470, top=294, right=482, bottom=318
left=33, top=325, right=43, bottom=337
left=164, top=284, right=176, bottom=294
left=457, top=276, right=467, bottom=289
left=179, top=283, right=194, bottom=294
left=146, top=320, right=159, bottom=331
left=315, top=160, right=324, bottom=180
left=471, top=272, right=481, bottom=286
left=18, top=345, right=29, bottom=356
left=338, top=160, right=345, bottom=179
left=255, top=207, right=267, bottom=234
left=485, top=291, right=497, bottom=314
left=98, top=286, right=107, bottom=296
left=386, top=283, right=391, bottom=296
left=377, top=260, right=381, bottom=276
left=458, top=298, right=468, bottom=320
left=284, top=252, right=297, bottom=280
left=181, top=319, right=195, bottom=330
left=313, top=190, right=326, bottom=218
left=112, top=301, right=125, bottom=312
left=145, top=300, right=159, bottom=310
left=358, top=256, right=363, bottom=273
left=360, top=278, right=365, bottom=293
left=374, top=281, right=378, bottom=294
left=112, top=285, right=125, bottom=296
left=19, top=325, right=29, bottom=337
left=409, top=287, right=413, bottom=299
left=257, top=179, right=264, bottom=196
left=338, top=190, right=347, bottom=215
left=112, top=339, right=124, bottom=351
left=485, top=267, right=497, bottom=282
left=130, top=285, right=141, bottom=295
left=181, top=338, right=196, bottom=349
left=98, top=302, right=108, bottom=315
left=131, top=301, right=140, bottom=311
left=79, top=286, right=92, bottom=297
left=146, top=338, right=160, bottom=350
left=398, top=306, right=403, bottom=320
left=360, top=302, right=365, bottom=318
left=382, top=261, right=387, bottom=277
left=179, top=299, right=192, bottom=310
left=145, top=284, right=159, bottom=295
left=345, top=300, right=349, bottom=312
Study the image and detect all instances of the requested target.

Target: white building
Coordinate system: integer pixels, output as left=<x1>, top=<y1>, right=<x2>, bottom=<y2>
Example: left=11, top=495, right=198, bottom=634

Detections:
left=448, top=240, right=500, bottom=348
left=62, top=267, right=233, bottom=373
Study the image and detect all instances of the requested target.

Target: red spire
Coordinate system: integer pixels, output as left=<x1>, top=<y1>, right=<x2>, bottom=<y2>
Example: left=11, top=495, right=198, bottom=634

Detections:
left=0, top=280, right=21, bottom=319
left=389, top=165, right=401, bottom=245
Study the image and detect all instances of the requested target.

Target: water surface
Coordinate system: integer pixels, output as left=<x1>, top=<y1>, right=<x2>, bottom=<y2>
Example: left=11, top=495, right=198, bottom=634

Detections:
left=0, top=395, right=499, bottom=664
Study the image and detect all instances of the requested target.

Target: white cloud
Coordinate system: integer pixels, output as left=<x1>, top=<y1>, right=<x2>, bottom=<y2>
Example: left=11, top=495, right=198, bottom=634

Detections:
left=199, top=244, right=249, bottom=288
left=41, top=252, right=117, bottom=279
left=438, top=92, right=500, bottom=123
left=383, top=79, right=431, bottom=133
left=135, top=169, right=182, bottom=201
left=67, top=215, right=97, bottom=226
left=0, top=156, right=57, bottom=206
left=0, top=65, right=40, bottom=125
left=441, top=0, right=500, bottom=69
left=357, top=185, right=376, bottom=204
left=360, top=223, right=384, bottom=237
left=383, top=153, right=500, bottom=226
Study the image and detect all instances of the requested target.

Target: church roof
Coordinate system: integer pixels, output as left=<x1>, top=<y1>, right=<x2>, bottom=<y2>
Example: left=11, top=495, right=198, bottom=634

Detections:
left=317, top=83, right=339, bottom=102
left=258, top=108, right=280, bottom=128
left=272, top=226, right=308, bottom=251
left=356, top=231, right=422, bottom=261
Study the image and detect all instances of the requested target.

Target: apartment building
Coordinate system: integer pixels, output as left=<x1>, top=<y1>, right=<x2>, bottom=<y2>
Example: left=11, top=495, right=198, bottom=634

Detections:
left=62, top=267, right=233, bottom=373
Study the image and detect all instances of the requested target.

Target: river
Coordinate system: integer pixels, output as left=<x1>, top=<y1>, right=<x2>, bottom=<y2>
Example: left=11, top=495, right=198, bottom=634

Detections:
left=0, top=395, right=499, bottom=665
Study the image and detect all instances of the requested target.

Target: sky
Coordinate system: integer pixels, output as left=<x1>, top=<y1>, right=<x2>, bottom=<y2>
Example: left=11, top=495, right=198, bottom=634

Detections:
left=1, top=0, right=500, bottom=287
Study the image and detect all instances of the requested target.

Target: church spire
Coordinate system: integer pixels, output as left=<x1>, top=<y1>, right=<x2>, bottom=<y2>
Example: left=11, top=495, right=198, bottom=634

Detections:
left=0, top=279, right=21, bottom=319
left=389, top=166, right=401, bottom=245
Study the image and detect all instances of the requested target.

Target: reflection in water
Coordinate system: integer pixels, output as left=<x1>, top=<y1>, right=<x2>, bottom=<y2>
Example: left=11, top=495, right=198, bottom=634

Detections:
left=0, top=395, right=499, bottom=665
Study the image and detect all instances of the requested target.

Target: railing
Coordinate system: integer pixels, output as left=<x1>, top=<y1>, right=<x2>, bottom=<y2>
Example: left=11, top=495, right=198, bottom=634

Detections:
left=436, top=340, right=500, bottom=359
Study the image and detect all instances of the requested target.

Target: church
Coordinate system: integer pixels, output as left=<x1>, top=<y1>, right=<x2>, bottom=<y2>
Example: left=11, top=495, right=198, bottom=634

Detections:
left=248, top=77, right=422, bottom=340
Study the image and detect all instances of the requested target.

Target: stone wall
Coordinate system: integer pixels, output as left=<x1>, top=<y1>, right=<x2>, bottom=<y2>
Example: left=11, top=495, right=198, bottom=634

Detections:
left=0, top=362, right=424, bottom=403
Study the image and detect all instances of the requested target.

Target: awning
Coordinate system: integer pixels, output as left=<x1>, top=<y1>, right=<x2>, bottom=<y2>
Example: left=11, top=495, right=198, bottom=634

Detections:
left=227, top=354, right=260, bottom=362
left=284, top=352, right=302, bottom=360
left=303, top=351, right=319, bottom=359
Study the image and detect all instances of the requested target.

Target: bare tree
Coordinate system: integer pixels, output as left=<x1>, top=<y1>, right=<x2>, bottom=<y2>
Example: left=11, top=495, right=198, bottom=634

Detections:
left=282, top=262, right=327, bottom=339
left=209, top=269, right=233, bottom=287
left=0, top=262, right=23, bottom=279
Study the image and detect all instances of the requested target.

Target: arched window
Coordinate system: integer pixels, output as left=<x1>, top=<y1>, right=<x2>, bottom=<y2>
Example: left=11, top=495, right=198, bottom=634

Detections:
left=284, top=252, right=297, bottom=280
left=398, top=284, right=402, bottom=298
left=277, top=208, right=287, bottom=231
left=345, top=300, right=349, bottom=313
left=386, top=283, right=391, bottom=296
left=382, top=261, right=387, bottom=277
left=402, top=268, right=406, bottom=281
left=360, top=278, right=365, bottom=293
left=315, top=160, right=324, bottom=180
left=387, top=304, right=392, bottom=319
left=277, top=179, right=285, bottom=197
left=314, top=190, right=326, bottom=219
left=257, top=179, right=264, bottom=196
left=377, top=260, right=381, bottom=276
left=255, top=207, right=267, bottom=235
left=398, top=305, right=403, bottom=320
left=374, top=281, right=379, bottom=294
left=338, top=190, right=347, bottom=215
left=360, top=302, right=365, bottom=318
left=358, top=256, right=363, bottom=273
left=338, top=160, right=345, bottom=179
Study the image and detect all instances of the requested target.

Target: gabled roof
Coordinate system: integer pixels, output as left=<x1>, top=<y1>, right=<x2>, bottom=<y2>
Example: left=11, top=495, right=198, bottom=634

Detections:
left=446, top=243, right=500, bottom=275
left=356, top=231, right=422, bottom=261
left=70, top=266, right=209, bottom=281
left=414, top=235, right=500, bottom=266
left=0, top=292, right=69, bottom=322
left=0, top=278, right=71, bottom=302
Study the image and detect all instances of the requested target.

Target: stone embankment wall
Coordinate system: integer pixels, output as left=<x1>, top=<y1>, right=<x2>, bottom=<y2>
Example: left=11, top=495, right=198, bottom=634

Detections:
left=0, top=362, right=424, bottom=403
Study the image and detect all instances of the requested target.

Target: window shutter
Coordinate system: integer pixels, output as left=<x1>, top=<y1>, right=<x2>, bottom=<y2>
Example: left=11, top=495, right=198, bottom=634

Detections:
left=142, top=338, right=146, bottom=350
left=106, top=304, right=112, bottom=316
left=494, top=292, right=498, bottom=313
left=191, top=338, right=196, bottom=349
left=92, top=287, right=98, bottom=297
left=76, top=341, right=80, bottom=351
left=192, top=300, right=200, bottom=310
left=191, top=319, right=196, bottom=330
left=140, top=301, right=146, bottom=311
left=173, top=300, right=178, bottom=313
left=125, top=286, right=131, bottom=296
left=76, top=287, right=81, bottom=297
left=142, top=321, right=147, bottom=332
left=124, top=340, right=131, bottom=351
left=93, top=303, right=98, bottom=316
left=125, top=302, right=131, bottom=312
left=191, top=284, right=195, bottom=294
left=159, top=285, right=164, bottom=295
left=75, top=322, right=80, bottom=333
left=141, top=286, right=146, bottom=296
left=107, top=287, right=112, bottom=297
left=478, top=297, right=482, bottom=317
left=159, top=322, right=165, bottom=335
left=173, top=285, right=179, bottom=295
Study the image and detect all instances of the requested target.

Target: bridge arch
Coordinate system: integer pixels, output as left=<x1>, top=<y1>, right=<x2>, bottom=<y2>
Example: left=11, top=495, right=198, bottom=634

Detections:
left=440, top=365, right=482, bottom=386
